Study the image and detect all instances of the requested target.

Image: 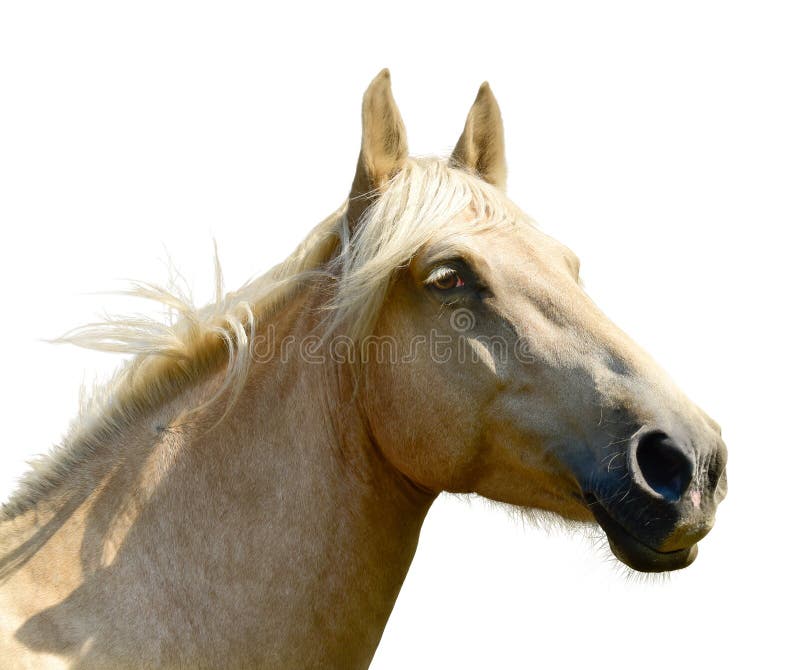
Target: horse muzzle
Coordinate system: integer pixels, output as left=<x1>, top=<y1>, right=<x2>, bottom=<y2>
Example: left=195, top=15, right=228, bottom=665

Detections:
left=582, top=427, right=727, bottom=573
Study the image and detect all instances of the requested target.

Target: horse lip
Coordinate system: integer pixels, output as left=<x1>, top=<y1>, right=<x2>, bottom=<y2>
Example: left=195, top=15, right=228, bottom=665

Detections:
left=584, top=494, right=698, bottom=573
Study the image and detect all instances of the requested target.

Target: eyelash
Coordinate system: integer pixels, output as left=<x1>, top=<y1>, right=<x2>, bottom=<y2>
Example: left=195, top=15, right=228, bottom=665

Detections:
left=426, top=267, right=466, bottom=291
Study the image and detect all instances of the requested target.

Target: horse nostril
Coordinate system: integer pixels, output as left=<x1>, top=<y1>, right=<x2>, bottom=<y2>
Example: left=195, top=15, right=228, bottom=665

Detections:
left=634, top=431, right=694, bottom=502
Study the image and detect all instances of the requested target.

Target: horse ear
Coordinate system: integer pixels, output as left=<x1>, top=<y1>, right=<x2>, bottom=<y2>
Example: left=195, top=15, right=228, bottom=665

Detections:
left=450, top=82, right=507, bottom=190
left=347, top=69, right=409, bottom=226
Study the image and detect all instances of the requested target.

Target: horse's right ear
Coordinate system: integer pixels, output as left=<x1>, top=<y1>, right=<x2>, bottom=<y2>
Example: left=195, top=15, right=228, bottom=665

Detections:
left=347, top=69, right=409, bottom=227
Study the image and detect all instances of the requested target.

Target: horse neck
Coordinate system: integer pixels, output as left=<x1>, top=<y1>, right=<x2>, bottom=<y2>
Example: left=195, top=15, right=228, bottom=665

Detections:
left=228, top=293, right=436, bottom=662
left=1, top=286, right=434, bottom=669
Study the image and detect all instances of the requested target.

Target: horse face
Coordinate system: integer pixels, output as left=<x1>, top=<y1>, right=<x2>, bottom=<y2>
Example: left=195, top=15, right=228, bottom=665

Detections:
left=366, top=209, right=726, bottom=571
left=365, top=211, right=727, bottom=572
left=350, top=71, right=726, bottom=572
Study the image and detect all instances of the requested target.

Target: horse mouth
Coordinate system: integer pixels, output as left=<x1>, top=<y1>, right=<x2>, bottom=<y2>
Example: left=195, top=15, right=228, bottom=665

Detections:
left=585, top=495, right=698, bottom=573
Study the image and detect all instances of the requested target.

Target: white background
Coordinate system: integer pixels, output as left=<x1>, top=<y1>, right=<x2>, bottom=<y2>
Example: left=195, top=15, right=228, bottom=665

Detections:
left=1, top=2, right=798, bottom=668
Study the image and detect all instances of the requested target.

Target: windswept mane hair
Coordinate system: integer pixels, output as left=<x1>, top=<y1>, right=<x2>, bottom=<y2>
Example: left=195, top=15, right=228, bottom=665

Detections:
left=2, top=158, right=518, bottom=518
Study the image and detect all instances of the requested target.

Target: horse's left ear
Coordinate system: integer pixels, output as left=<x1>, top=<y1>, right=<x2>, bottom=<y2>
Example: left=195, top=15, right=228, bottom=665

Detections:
left=348, top=69, right=409, bottom=226
left=450, top=82, right=507, bottom=190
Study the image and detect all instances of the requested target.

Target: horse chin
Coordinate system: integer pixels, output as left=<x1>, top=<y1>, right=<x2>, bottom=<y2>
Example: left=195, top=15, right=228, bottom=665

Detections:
left=586, top=495, right=698, bottom=573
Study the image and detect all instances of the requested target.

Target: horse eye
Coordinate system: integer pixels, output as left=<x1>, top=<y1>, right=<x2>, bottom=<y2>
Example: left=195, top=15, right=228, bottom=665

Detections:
left=429, top=268, right=465, bottom=291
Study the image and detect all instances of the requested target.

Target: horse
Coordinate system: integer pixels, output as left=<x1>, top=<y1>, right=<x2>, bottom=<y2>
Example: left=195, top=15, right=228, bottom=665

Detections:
left=0, top=69, right=727, bottom=669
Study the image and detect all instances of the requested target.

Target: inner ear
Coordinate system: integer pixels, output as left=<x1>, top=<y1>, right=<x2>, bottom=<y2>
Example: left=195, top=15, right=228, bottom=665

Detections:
left=450, top=82, right=506, bottom=190
left=348, top=69, right=409, bottom=226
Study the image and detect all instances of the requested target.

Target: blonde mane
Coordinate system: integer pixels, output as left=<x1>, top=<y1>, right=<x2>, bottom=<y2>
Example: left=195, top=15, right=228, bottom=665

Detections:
left=2, top=158, right=516, bottom=518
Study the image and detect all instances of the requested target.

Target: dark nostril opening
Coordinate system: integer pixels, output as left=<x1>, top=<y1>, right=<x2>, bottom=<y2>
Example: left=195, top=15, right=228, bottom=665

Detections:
left=635, top=431, right=693, bottom=502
